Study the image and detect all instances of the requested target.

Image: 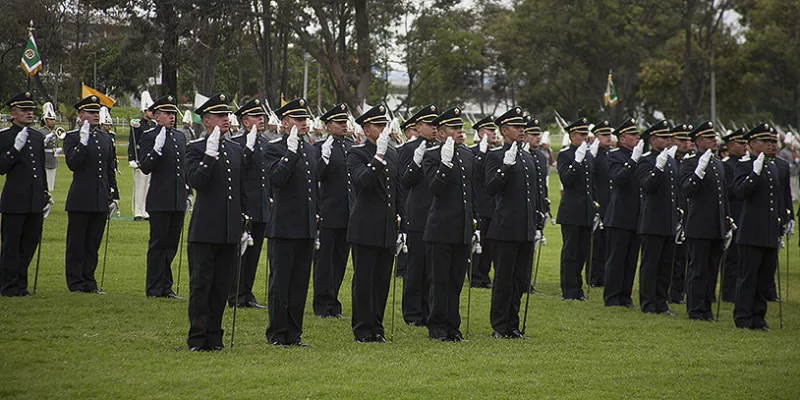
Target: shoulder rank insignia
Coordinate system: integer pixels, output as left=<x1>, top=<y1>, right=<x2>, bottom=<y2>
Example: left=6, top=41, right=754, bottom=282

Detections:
left=427, top=145, right=441, bottom=152
left=269, top=137, right=283, bottom=143
left=740, top=153, right=751, bottom=162
left=189, top=137, right=205, bottom=144
left=641, top=151, right=651, bottom=158
left=683, top=153, right=696, bottom=159
left=609, top=147, right=619, bottom=152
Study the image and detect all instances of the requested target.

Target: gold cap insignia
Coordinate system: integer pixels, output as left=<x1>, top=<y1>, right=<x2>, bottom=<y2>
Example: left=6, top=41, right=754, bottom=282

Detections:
left=379, top=105, right=385, bottom=112
left=299, top=99, right=305, bottom=106
left=255, top=99, right=260, bottom=105
left=168, top=95, right=173, bottom=101
left=515, top=108, right=521, bottom=114
left=25, top=92, right=31, bottom=97
left=455, top=108, right=460, bottom=115
left=92, top=96, right=98, bottom=102
left=534, top=119, right=539, bottom=124
left=765, top=124, right=770, bottom=129
left=709, top=121, right=713, bottom=127
left=340, top=104, right=345, bottom=110
left=430, top=105, right=436, bottom=111
left=220, top=94, right=226, bottom=101
left=582, top=118, right=587, bottom=123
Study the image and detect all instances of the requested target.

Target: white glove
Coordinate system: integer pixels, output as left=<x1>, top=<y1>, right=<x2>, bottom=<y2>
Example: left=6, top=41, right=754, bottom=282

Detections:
left=724, top=230, right=733, bottom=251
left=575, top=141, right=588, bottom=163
left=592, top=213, right=602, bottom=232
left=753, top=152, right=765, bottom=175
left=667, top=145, right=678, bottom=158
left=54, top=147, right=62, bottom=157
left=128, top=160, right=139, bottom=169
left=205, top=126, right=220, bottom=158
left=240, top=232, right=252, bottom=256
left=43, top=198, right=54, bottom=219
left=786, top=219, right=795, bottom=239
left=522, top=142, right=531, bottom=153
left=321, top=134, right=334, bottom=163
left=503, top=142, right=518, bottom=166
left=535, top=230, right=543, bottom=242
left=395, top=232, right=405, bottom=256
left=376, top=129, right=389, bottom=157
left=479, top=133, right=489, bottom=153
left=779, top=236, right=785, bottom=249
left=44, top=132, right=55, bottom=143
left=413, top=141, right=427, bottom=166
left=153, top=127, right=166, bottom=155
left=13, top=127, right=28, bottom=151
left=246, top=124, right=258, bottom=152
left=656, top=149, right=669, bottom=171
left=631, top=140, right=644, bottom=162
left=108, top=200, right=119, bottom=219
left=186, top=193, right=194, bottom=213
left=79, top=120, right=90, bottom=146
left=589, top=139, right=599, bottom=157
left=695, top=149, right=712, bottom=179
left=287, top=125, right=299, bottom=153
left=441, top=137, right=455, bottom=167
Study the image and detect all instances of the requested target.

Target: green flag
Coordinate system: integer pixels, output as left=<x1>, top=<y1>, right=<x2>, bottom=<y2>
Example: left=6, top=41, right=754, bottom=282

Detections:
left=20, top=33, right=42, bottom=77
left=604, top=71, right=618, bottom=107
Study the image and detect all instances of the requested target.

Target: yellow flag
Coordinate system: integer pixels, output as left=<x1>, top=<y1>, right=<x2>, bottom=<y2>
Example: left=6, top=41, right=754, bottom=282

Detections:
left=81, top=83, right=116, bottom=108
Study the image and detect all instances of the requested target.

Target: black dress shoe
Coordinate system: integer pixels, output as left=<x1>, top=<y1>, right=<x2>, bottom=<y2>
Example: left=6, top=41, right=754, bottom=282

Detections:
left=429, top=335, right=450, bottom=342
left=767, top=297, right=780, bottom=302
left=491, top=331, right=509, bottom=339
left=270, top=340, right=288, bottom=347
left=287, top=341, right=311, bottom=347
left=758, top=326, right=771, bottom=332
left=165, top=293, right=183, bottom=299
left=661, top=310, right=677, bottom=317
left=246, top=301, right=266, bottom=309
left=91, top=289, right=107, bottom=295
left=355, top=336, right=374, bottom=343
left=508, top=329, right=526, bottom=339
left=17, top=289, right=32, bottom=297
left=449, top=334, right=467, bottom=343
left=134, top=216, right=144, bottom=222
left=189, top=346, right=206, bottom=352
left=373, top=334, right=387, bottom=343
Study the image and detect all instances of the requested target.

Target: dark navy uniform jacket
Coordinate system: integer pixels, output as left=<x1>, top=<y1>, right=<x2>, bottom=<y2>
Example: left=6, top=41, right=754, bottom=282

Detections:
left=64, top=127, right=119, bottom=213
left=346, top=141, right=398, bottom=249
left=637, top=150, right=678, bottom=236
left=423, top=144, right=475, bottom=244
left=231, top=131, right=270, bottom=224
left=680, top=153, right=729, bottom=240
left=470, top=144, right=495, bottom=219
left=0, top=124, right=47, bottom=214
left=128, top=118, right=155, bottom=162
left=139, top=125, right=189, bottom=213
left=186, top=136, right=247, bottom=244
left=723, top=155, right=744, bottom=225
left=594, top=146, right=610, bottom=217
left=399, top=138, right=437, bottom=233
left=264, top=135, right=318, bottom=239
left=556, top=144, right=595, bottom=227
left=485, top=142, right=539, bottom=242
left=603, top=147, right=639, bottom=231
left=773, top=157, right=795, bottom=222
left=314, top=135, right=353, bottom=230
left=532, top=147, right=550, bottom=216
left=734, top=154, right=782, bottom=248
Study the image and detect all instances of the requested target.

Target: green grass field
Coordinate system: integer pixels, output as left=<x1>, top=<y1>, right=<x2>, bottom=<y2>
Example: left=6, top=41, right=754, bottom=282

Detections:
left=1, top=162, right=799, bottom=399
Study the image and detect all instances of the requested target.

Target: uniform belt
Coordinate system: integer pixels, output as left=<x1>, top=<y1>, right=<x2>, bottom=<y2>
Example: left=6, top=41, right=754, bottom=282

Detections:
left=45, top=149, right=54, bottom=153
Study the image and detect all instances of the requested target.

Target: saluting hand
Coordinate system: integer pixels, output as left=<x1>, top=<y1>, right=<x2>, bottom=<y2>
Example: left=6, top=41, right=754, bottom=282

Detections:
left=441, top=136, right=455, bottom=167
left=246, top=124, right=258, bottom=152
left=522, top=142, right=531, bottom=153
left=753, top=152, right=765, bottom=175
left=413, top=141, right=427, bottom=166
left=154, top=127, right=167, bottom=155
left=666, top=145, right=678, bottom=158
left=13, top=127, right=28, bottom=151
left=287, top=125, right=299, bottom=153
left=321, top=134, right=334, bottom=163
left=656, top=149, right=669, bottom=171
left=479, top=133, right=489, bottom=154
left=205, top=126, right=220, bottom=158
left=695, top=148, right=712, bottom=179
left=503, top=141, right=518, bottom=166
left=589, top=138, right=599, bottom=157
left=574, top=141, right=588, bottom=163
left=376, top=129, right=389, bottom=157
left=631, top=140, right=645, bottom=162
left=79, top=120, right=90, bottom=146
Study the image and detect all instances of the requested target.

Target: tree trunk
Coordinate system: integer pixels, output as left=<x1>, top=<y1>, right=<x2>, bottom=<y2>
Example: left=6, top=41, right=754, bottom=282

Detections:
left=157, top=1, right=179, bottom=96
left=353, top=0, right=370, bottom=106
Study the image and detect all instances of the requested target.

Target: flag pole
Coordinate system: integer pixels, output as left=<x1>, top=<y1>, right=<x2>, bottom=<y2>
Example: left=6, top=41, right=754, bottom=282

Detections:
left=26, top=20, right=34, bottom=91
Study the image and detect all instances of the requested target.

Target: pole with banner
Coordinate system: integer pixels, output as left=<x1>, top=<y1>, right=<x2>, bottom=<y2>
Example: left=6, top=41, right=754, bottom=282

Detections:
left=21, top=20, right=43, bottom=90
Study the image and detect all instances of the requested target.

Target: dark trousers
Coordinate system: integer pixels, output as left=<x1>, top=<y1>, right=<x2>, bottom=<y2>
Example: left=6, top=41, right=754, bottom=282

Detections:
left=426, top=242, right=470, bottom=339
left=395, top=249, right=407, bottom=278
left=186, top=241, right=236, bottom=349
left=0, top=213, right=43, bottom=296
left=146, top=211, right=184, bottom=297
left=560, top=224, right=590, bottom=299
left=639, top=234, right=673, bottom=313
left=721, top=242, right=740, bottom=302
left=402, top=231, right=429, bottom=324
left=65, top=212, right=107, bottom=292
left=734, top=245, right=777, bottom=329
left=313, top=227, right=350, bottom=316
left=490, top=240, right=534, bottom=334
left=229, top=221, right=266, bottom=306
left=471, top=216, right=493, bottom=287
left=350, top=244, right=393, bottom=340
left=686, top=238, right=723, bottom=319
left=589, top=229, right=606, bottom=286
left=265, top=238, right=314, bottom=344
left=669, top=242, right=687, bottom=303
left=603, top=227, right=640, bottom=306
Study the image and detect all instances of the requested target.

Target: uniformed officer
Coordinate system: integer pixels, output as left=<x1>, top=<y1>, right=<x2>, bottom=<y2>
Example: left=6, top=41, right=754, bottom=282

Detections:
left=398, top=104, right=439, bottom=326
left=185, top=92, right=247, bottom=351
left=556, top=117, right=594, bottom=301
left=41, top=102, right=60, bottom=193
left=0, top=92, right=49, bottom=296
left=589, top=121, right=613, bottom=287
left=227, top=98, right=269, bottom=309
left=312, top=103, right=354, bottom=317
left=469, top=114, right=498, bottom=289
left=637, top=120, right=678, bottom=315
left=764, top=136, right=794, bottom=301
left=602, top=118, right=642, bottom=307
left=733, top=123, right=788, bottom=330
left=129, top=92, right=155, bottom=221
left=522, top=115, right=550, bottom=292
left=422, top=106, right=475, bottom=342
left=720, top=128, right=748, bottom=303
left=394, top=118, right=417, bottom=279
left=346, top=104, right=397, bottom=343
left=138, top=94, right=187, bottom=299
left=264, top=98, right=318, bottom=346
left=180, top=109, right=197, bottom=142
left=668, top=123, right=694, bottom=304
left=486, top=107, right=539, bottom=338
left=64, top=95, right=120, bottom=293
left=680, top=121, right=731, bottom=321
